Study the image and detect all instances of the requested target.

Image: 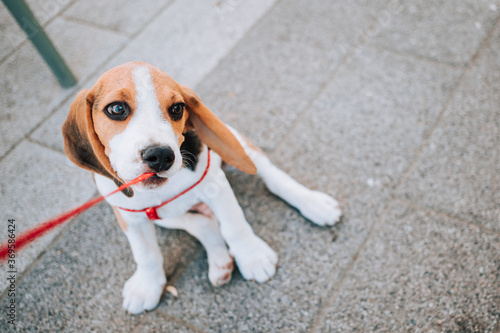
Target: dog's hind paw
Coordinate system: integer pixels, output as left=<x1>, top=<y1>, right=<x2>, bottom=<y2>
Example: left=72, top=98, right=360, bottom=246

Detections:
left=298, top=190, right=342, bottom=226
left=208, top=246, right=234, bottom=287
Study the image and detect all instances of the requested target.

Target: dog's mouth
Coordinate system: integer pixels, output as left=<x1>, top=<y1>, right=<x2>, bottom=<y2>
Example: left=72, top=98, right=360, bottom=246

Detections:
left=141, top=173, right=168, bottom=188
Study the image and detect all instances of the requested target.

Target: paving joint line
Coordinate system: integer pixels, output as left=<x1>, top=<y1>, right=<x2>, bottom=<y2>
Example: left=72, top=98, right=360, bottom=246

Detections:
left=390, top=72, right=469, bottom=195
left=131, top=317, right=150, bottom=333
left=392, top=13, right=500, bottom=196
left=191, top=0, right=283, bottom=91
left=0, top=86, right=77, bottom=163
left=0, top=40, right=28, bottom=68
left=370, top=43, right=466, bottom=69
left=304, top=5, right=400, bottom=331
left=26, top=137, right=64, bottom=154
left=307, top=198, right=397, bottom=333
left=59, top=15, right=132, bottom=38
left=152, top=310, right=210, bottom=333
left=396, top=198, right=500, bottom=238
left=270, top=6, right=382, bottom=157
left=308, top=7, right=500, bottom=333
left=270, top=57, right=347, bottom=157
left=35, top=0, right=81, bottom=28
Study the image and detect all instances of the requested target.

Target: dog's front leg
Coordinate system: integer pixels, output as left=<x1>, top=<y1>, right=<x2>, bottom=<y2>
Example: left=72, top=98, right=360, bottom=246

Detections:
left=113, top=208, right=166, bottom=314
left=203, top=170, right=278, bottom=283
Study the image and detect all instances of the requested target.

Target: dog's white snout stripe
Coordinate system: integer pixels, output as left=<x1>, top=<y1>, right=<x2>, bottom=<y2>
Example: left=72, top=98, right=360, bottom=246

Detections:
left=107, top=66, right=182, bottom=180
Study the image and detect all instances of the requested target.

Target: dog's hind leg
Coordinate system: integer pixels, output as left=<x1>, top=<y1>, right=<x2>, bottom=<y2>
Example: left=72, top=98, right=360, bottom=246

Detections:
left=155, top=212, right=234, bottom=287
left=227, top=126, right=342, bottom=226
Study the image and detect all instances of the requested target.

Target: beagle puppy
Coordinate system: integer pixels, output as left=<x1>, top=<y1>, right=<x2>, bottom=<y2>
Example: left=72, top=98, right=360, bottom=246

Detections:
left=62, top=62, right=342, bottom=314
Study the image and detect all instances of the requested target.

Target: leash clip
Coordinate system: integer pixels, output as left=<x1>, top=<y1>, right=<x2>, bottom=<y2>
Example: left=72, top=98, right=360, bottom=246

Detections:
left=145, top=207, right=161, bottom=220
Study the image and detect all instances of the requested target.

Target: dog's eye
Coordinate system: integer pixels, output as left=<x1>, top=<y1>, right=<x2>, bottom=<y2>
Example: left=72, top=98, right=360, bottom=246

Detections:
left=169, top=103, right=185, bottom=121
left=104, top=102, right=130, bottom=121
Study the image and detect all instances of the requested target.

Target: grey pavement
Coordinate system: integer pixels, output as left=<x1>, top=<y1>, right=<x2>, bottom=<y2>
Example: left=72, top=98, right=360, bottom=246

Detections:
left=0, top=0, right=499, bottom=332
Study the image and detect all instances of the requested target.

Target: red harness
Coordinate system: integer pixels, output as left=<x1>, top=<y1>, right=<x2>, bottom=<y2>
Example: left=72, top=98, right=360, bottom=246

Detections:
left=117, top=149, right=212, bottom=220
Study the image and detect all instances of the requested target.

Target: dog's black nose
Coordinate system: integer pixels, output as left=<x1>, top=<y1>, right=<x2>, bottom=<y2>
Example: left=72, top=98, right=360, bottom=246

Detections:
left=141, top=146, right=175, bottom=172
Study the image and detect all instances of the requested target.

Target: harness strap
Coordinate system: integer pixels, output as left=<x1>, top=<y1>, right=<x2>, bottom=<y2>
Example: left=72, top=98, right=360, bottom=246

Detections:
left=117, top=149, right=212, bottom=220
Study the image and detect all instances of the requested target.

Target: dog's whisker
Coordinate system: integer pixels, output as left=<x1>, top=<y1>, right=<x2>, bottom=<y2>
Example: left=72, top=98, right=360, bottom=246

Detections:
left=181, top=156, right=194, bottom=165
left=181, top=149, right=197, bottom=157
left=181, top=150, right=197, bottom=168
left=181, top=150, right=197, bottom=161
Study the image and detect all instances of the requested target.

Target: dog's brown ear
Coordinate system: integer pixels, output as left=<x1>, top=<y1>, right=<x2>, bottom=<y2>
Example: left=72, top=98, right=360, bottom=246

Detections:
left=180, top=86, right=256, bottom=175
left=62, top=89, right=134, bottom=196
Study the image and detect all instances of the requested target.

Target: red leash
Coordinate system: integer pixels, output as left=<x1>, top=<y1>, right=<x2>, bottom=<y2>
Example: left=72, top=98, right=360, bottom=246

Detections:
left=0, top=172, right=155, bottom=262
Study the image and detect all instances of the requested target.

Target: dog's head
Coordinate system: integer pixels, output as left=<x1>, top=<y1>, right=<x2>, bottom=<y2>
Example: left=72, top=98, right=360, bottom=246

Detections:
left=62, top=62, right=256, bottom=194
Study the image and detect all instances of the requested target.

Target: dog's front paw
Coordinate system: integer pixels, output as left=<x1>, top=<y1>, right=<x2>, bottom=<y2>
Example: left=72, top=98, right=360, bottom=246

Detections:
left=298, top=190, right=342, bottom=226
left=122, top=269, right=166, bottom=314
left=230, top=236, right=278, bottom=283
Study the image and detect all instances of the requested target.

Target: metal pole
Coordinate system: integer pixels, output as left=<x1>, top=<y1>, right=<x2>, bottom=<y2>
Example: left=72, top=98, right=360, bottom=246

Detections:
left=2, top=0, right=77, bottom=87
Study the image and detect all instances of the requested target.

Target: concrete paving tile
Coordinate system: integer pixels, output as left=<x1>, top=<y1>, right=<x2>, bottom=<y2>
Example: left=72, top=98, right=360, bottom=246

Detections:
left=0, top=140, right=95, bottom=294
left=134, top=312, right=204, bottom=333
left=372, top=0, right=500, bottom=66
left=0, top=202, right=201, bottom=332
left=0, top=4, right=27, bottom=61
left=29, top=96, right=72, bottom=153
left=271, top=46, right=462, bottom=194
left=0, top=41, right=72, bottom=158
left=397, top=24, right=500, bottom=232
left=106, top=0, right=278, bottom=88
left=194, top=0, right=389, bottom=151
left=316, top=202, right=500, bottom=332
left=155, top=167, right=386, bottom=332
left=26, top=0, right=75, bottom=25
left=45, top=17, right=129, bottom=80
left=64, top=0, right=172, bottom=36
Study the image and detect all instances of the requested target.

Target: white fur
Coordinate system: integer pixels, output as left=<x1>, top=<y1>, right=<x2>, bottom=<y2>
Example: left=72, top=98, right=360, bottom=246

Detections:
left=95, top=66, right=341, bottom=314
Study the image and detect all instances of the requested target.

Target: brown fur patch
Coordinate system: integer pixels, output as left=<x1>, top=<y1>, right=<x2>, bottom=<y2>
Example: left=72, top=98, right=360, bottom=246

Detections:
left=241, top=133, right=263, bottom=154
left=91, top=68, right=137, bottom=154
left=112, top=206, right=128, bottom=232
